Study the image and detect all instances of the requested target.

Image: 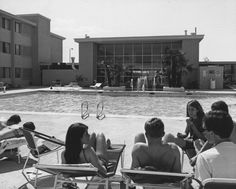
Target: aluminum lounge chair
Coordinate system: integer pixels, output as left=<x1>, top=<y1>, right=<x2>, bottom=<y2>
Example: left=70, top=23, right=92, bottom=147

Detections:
left=90, top=83, right=102, bottom=89
left=202, top=178, right=236, bottom=189
left=121, top=169, right=192, bottom=189
left=0, top=137, right=26, bottom=163
left=21, top=128, right=64, bottom=186
left=34, top=144, right=126, bottom=189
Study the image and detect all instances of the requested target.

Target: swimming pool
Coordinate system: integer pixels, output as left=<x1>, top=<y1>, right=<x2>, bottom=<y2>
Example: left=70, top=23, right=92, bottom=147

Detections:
left=0, top=91, right=236, bottom=117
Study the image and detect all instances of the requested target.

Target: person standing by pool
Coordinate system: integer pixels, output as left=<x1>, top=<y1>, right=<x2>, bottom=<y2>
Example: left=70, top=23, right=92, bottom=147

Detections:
left=165, top=100, right=206, bottom=159
left=62, top=123, right=110, bottom=176
left=195, top=110, right=236, bottom=181
left=131, top=117, right=181, bottom=172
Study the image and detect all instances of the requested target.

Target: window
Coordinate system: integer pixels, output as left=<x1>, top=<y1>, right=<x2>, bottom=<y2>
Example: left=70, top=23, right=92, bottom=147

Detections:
left=22, top=68, right=32, bottom=80
left=0, top=67, right=11, bottom=78
left=15, top=44, right=22, bottom=55
left=2, top=42, right=11, bottom=53
left=15, top=22, right=21, bottom=33
left=15, top=68, right=21, bottom=78
left=2, top=18, right=11, bottom=30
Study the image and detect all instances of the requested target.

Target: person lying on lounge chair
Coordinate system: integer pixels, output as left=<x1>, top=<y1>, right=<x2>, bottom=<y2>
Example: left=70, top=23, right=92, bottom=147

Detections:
left=0, top=115, right=23, bottom=160
left=62, top=122, right=111, bottom=176
left=131, top=117, right=181, bottom=173
left=0, top=114, right=23, bottom=141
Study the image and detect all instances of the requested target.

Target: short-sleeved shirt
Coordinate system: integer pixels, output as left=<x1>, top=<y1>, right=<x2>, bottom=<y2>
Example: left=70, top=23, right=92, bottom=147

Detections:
left=195, top=142, right=236, bottom=181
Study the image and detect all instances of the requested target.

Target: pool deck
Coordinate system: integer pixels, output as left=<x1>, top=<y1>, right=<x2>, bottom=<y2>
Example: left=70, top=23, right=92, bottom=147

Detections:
left=0, top=87, right=236, bottom=189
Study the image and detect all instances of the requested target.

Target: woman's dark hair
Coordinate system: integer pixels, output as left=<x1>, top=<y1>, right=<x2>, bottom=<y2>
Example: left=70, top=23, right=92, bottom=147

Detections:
left=64, top=122, right=88, bottom=164
left=203, top=110, right=233, bottom=139
left=6, top=114, right=21, bottom=126
left=23, top=122, right=36, bottom=131
left=186, top=100, right=205, bottom=119
left=211, top=100, right=229, bottom=113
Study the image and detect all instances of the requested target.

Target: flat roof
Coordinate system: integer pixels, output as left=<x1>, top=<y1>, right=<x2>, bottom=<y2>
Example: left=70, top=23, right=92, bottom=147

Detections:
left=74, top=34, right=204, bottom=43
left=50, top=32, right=66, bottom=40
left=0, top=9, right=36, bottom=26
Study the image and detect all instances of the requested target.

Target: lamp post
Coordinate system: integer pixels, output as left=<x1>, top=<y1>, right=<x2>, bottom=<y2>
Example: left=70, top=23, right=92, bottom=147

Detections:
left=69, top=48, right=73, bottom=63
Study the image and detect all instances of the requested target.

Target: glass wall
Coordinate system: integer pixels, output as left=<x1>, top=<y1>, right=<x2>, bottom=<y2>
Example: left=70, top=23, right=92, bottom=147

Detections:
left=97, top=41, right=182, bottom=89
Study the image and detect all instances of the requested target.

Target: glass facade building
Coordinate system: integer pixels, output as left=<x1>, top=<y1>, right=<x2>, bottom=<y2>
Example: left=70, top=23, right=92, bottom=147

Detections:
left=96, top=41, right=182, bottom=88
left=75, top=35, right=204, bottom=89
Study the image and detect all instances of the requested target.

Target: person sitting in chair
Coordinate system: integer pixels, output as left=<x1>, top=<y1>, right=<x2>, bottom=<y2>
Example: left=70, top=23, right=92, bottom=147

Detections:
left=195, top=110, right=236, bottom=181
left=62, top=122, right=111, bottom=176
left=131, top=117, right=181, bottom=173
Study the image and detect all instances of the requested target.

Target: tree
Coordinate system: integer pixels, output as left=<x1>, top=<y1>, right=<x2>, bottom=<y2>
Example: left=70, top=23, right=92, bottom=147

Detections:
left=162, top=48, right=191, bottom=87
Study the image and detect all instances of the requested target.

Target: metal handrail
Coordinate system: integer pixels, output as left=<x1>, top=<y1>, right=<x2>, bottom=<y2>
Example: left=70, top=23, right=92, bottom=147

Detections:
left=81, top=101, right=89, bottom=119
left=96, top=101, right=105, bottom=120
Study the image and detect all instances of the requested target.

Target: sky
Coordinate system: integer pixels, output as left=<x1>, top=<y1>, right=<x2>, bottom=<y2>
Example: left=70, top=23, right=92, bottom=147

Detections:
left=1, top=0, right=236, bottom=63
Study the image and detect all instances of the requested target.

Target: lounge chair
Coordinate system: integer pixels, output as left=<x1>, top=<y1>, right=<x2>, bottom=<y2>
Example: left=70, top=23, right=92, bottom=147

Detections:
left=90, top=83, right=102, bottom=89
left=0, top=82, right=6, bottom=93
left=121, top=169, right=192, bottom=189
left=34, top=144, right=126, bottom=189
left=202, top=178, right=236, bottom=189
left=0, top=137, right=26, bottom=163
left=21, top=128, right=64, bottom=186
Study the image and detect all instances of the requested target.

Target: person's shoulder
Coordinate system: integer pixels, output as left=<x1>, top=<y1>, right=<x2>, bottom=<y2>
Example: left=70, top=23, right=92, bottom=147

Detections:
left=132, top=142, right=148, bottom=152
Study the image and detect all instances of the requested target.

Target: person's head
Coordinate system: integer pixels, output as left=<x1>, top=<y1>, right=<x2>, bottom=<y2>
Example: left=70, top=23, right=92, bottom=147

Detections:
left=144, top=117, right=165, bottom=139
left=64, top=122, right=89, bottom=164
left=6, top=114, right=21, bottom=126
left=186, top=100, right=204, bottom=119
left=203, top=110, right=233, bottom=144
left=211, top=100, right=229, bottom=113
left=23, top=122, right=36, bottom=131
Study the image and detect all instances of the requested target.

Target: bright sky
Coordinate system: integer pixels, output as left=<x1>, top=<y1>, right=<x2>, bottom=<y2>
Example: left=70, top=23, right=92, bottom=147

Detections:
left=1, top=0, right=236, bottom=62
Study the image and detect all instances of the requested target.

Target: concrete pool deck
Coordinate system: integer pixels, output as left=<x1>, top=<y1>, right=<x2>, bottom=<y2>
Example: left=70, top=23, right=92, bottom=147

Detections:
left=0, top=112, right=190, bottom=189
left=0, top=87, right=236, bottom=188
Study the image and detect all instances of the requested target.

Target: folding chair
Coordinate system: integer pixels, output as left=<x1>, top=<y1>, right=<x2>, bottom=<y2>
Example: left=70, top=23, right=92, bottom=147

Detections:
left=21, top=128, right=64, bottom=186
left=34, top=144, right=126, bottom=189
left=202, top=178, right=236, bottom=189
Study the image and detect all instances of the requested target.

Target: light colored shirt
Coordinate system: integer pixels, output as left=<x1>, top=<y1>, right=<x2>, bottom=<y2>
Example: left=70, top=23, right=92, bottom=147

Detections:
left=195, top=142, right=236, bottom=181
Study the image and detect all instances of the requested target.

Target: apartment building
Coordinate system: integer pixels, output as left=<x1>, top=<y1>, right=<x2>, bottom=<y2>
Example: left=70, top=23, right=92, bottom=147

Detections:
left=0, top=9, right=65, bottom=87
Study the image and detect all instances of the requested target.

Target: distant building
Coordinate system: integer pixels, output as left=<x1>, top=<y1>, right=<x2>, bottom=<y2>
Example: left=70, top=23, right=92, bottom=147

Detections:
left=0, top=9, right=65, bottom=87
left=199, top=61, right=236, bottom=89
left=75, top=34, right=204, bottom=89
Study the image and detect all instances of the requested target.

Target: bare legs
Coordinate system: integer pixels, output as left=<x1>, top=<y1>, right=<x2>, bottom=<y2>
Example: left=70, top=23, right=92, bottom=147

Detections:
left=89, top=132, right=108, bottom=161
left=134, top=133, right=146, bottom=144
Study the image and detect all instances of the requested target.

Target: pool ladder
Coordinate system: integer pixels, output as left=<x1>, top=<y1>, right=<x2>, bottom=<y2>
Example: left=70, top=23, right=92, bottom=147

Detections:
left=81, top=101, right=89, bottom=120
left=81, top=101, right=105, bottom=120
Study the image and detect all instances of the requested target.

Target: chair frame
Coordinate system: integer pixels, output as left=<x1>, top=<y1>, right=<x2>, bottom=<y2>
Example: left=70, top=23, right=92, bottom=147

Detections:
left=34, top=144, right=126, bottom=189
left=21, top=128, right=64, bottom=187
left=202, top=178, right=236, bottom=189
left=121, top=168, right=193, bottom=189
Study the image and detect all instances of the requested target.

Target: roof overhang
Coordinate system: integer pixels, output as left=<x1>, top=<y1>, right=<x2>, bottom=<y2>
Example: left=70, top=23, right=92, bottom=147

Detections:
left=74, top=35, right=204, bottom=44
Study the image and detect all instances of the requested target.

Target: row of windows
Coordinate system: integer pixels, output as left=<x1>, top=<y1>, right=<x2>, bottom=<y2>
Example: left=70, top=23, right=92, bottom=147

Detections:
left=0, top=67, right=32, bottom=79
left=1, top=41, right=30, bottom=56
left=2, top=17, right=22, bottom=33
left=98, top=42, right=182, bottom=56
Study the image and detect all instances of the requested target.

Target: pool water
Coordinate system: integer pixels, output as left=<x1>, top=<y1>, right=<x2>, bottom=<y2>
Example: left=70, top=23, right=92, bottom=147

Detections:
left=1, top=92, right=236, bottom=118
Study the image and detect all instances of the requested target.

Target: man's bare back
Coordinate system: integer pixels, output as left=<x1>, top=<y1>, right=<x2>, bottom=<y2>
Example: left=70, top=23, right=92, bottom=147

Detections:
left=131, top=142, right=181, bottom=172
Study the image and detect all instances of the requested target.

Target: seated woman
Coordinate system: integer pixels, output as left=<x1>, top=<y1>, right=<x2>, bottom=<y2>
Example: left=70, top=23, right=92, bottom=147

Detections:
left=62, top=122, right=110, bottom=176
left=165, top=100, right=206, bottom=159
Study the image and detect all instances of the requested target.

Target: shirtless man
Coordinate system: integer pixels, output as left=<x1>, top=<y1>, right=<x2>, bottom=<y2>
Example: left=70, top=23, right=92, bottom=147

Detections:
left=131, top=117, right=181, bottom=173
